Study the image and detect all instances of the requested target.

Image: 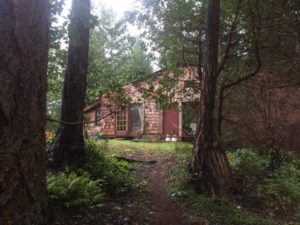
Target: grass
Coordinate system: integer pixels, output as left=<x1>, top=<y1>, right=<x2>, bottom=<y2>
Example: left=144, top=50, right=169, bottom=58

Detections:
left=102, top=139, right=192, bottom=154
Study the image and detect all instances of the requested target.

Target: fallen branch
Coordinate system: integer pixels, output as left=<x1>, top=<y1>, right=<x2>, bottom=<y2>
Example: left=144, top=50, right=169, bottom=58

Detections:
left=116, top=156, right=156, bottom=164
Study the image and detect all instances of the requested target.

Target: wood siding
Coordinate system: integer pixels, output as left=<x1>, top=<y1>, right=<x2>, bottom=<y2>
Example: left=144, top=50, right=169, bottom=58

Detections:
left=84, top=67, right=200, bottom=139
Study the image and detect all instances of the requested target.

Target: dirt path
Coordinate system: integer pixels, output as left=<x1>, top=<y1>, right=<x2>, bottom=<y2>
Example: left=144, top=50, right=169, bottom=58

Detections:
left=102, top=150, right=192, bottom=225
left=147, top=162, right=190, bottom=225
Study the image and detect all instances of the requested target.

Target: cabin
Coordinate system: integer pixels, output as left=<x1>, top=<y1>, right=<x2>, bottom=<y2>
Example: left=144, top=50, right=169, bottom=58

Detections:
left=84, top=67, right=201, bottom=141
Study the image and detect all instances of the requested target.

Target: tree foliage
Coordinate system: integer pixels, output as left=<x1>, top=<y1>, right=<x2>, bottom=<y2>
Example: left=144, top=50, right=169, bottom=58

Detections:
left=47, top=5, right=153, bottom=121
left=87, top=8, right=153, bottom=103
left=47, top=0, right=68, bottom=130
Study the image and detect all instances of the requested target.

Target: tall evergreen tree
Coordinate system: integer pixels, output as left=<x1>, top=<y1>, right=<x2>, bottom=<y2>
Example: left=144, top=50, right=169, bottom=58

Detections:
left=189, top=0, right=233, bottom=192
left=49, top=0, right=91, bottom=169
left=0, top=0, right=50, bottom=224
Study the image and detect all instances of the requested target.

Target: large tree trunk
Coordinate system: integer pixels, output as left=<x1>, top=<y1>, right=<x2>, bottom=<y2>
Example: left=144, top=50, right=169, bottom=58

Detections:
left=190, top=0, right=233, bottom=193
left=49, top=0, right=91, bottom=169
left=0, top=0, right=50, bottom=224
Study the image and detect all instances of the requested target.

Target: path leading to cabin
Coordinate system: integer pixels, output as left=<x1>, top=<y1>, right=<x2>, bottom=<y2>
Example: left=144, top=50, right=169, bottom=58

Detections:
left=53, top=150, right=201, bottom=225
left=147, top=160, right=190, bottom=225
left=105, top=150, right=192, bottom=225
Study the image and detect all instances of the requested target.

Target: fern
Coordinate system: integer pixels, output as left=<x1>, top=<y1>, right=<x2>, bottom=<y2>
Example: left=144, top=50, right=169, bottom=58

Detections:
left=47, top=171, right=104, bottom=208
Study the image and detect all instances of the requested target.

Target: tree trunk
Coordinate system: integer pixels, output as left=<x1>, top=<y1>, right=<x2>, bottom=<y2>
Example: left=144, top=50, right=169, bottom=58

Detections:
left=217, top=84, right=225, bottom=136
left=49, top=0, right=91, bottom=169
left=190, top=0, right=233, bottom=193
left=0, top=0, right=50, bottom=224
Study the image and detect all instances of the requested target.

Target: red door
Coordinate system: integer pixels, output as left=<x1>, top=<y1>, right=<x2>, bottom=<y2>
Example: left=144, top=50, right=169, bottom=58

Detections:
left=163, top=105, right=179, bottom=136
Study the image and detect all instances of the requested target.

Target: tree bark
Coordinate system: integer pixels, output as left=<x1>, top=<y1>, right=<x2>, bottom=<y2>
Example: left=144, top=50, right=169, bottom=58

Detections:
left=217, top=84, right=225, bottom=136
left=49, top=0, right=91, bottom=169
left=190, top=0, right=233, bottom=193
left=0, top=0, right=50, bottom=224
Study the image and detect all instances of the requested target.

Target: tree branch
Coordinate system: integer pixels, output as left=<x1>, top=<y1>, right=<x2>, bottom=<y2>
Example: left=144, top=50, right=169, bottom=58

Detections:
left=224, top=0, right=261, bottom=90
left=217, top=0, right=242, bottom=76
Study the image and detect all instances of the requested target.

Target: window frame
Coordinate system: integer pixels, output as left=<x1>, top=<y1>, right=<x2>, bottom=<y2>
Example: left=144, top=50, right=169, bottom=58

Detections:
left=116, top=108, right=127, bottom=135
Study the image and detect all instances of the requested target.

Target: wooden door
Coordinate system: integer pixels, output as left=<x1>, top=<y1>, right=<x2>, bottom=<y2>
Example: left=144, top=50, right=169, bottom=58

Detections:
left=163, top=105, right=179, bottom=136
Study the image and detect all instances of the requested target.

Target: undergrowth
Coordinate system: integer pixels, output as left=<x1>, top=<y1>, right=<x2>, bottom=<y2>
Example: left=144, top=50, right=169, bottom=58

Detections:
left=168, top=147, right=300, bottom=225
left=47, top=171, right=104, bottom=209
left=228, top=149, right=300, bottom=217
left=171, top=184, right=269, bottom=225
left=82, top=140, right=134, bottom=195
left=47, top=139, right=134, bottom=209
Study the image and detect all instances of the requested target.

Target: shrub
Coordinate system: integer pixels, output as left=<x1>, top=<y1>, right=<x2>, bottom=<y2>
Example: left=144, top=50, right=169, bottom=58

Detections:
left=228, top=148, right=300, bottom=216
left=255, top=162, right=300, bottom=214
left=228, top=148, right=269, bottom=176
left=83, top=139, right=134, bottom=195
left=227, top=148, right=269, bottom=191
left=47, top=171, right=104, bottom=209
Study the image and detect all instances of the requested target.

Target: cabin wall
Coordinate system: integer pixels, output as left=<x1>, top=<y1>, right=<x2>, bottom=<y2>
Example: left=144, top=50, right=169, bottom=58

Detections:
left=84, top=99, right=101, bottom=137
left=99, top=96, right=116, bottom=136
left=144, top=99, right=162, bottom=135
left=84, top=109, right=101, bottom=137
left=84, top=96, right=116, bottom=138
left=84, top=67, right=201, bottom=139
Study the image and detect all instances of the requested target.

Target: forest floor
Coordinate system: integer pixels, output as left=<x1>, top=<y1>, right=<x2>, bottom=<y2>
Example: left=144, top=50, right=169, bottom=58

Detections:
left=52, top=140, right=300, bottom=225
left=52, top=142, right=202, bottom=225
left=97, top=152, right=195, bottom=225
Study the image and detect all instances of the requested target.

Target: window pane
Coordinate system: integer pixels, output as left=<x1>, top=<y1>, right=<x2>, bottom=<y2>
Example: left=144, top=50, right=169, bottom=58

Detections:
left=116, top=109, right=127, bottom=132
left=130, top=103, right=143, bottom=134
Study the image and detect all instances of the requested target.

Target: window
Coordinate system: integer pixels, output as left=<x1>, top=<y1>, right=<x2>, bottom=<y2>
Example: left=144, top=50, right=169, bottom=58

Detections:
left=130, top=103, right=144, bottom=134
left=116, top=109, right=127, bottom=133
left=95, top=107, right=101, bottom=125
